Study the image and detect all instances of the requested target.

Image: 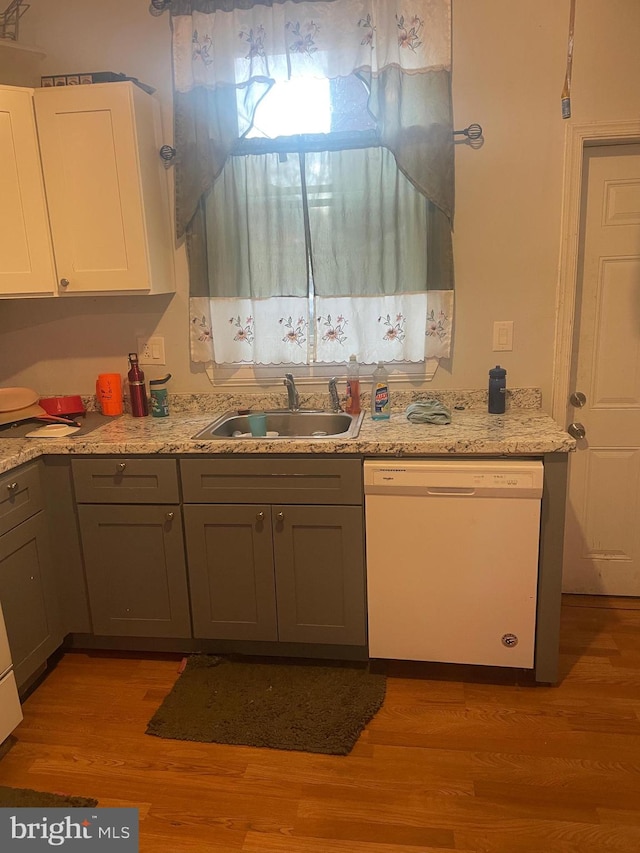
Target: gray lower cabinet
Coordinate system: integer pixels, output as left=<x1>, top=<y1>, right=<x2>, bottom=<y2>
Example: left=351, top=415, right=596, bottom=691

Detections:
left=72, top=458, right=191, bottom=639
left=65, top=456, right=365, bottom=651
left=0, top=462, right=63, bottom=690
left=77, top=503, right=191, bottom=639
left=182, top=458, right=366, bottom=647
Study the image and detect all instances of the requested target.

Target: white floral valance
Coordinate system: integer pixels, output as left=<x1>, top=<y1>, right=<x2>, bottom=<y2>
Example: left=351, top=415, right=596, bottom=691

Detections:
left=190, top=291, right=453, bottom=364
left=172, top=0, right=451, bottom=93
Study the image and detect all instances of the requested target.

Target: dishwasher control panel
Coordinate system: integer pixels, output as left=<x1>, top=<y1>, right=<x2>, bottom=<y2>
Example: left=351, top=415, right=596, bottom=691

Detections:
left=364, top=460, right=543, bottom=498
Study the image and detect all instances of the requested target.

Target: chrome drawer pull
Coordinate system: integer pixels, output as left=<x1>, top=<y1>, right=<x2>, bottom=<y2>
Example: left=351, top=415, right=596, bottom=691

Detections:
left=6, top=482, right=18, bottom=492
left=117, top=462, right=127, bottom=472
left=165, top=512, right=174, bottom=521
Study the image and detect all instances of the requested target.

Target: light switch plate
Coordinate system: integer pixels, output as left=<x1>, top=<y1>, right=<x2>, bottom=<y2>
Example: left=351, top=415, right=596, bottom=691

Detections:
left=137, top=336, right=166, bottom=365
left=492, top=321, right=514, bottom=352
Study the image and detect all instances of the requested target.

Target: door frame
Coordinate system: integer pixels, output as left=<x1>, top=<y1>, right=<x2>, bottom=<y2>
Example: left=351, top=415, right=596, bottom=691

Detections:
left=551, top=119, right=640, bottom=424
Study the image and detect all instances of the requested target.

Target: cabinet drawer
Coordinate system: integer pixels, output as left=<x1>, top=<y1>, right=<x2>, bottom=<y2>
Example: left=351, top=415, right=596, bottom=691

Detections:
left=72, top=458, right=179, bottom=504
left=181, top=458, right=363, bottom=505
left=0, top=462, right=43, bottom=537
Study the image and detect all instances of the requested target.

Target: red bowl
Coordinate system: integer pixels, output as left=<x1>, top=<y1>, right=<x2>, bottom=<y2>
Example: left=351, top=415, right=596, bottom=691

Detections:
left=39, top=395, right=86, bottom=417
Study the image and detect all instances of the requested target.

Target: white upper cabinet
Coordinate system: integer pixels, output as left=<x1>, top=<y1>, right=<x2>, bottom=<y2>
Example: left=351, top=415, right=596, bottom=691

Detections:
left=0, top=85, right=57, bottom=296
left=0, top=82, right=174, bottom=298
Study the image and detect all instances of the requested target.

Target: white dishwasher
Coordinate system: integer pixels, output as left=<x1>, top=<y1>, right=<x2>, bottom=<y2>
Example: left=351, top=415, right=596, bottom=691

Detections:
left=364, top=459, right=544, bottom=668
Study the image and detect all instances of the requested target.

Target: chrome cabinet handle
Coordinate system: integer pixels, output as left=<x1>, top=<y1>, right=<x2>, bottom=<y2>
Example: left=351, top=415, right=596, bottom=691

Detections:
left=165, top=512, right=174, bottom=521
left=60, top=278, right=70, bottom=288
left=6, top=482, right=18, bottom=492
left=256, top=511, right=265, bottom=521
left=117, top=462, right=127, bottom=472
left=567, top=422, right=586, bottom=439
left=276, top=511, right=284, bottom=521
left=569, top=391, right=587, bottom=408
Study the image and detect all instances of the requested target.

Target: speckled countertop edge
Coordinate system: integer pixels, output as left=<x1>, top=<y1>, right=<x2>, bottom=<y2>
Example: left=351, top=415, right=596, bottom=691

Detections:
left=80, top=387, right=544, bottom=415
left=0, top=393, right=575, bottom=477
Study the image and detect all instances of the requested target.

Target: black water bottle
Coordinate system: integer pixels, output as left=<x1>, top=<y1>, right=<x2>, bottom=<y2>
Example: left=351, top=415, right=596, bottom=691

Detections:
left=488, top=365, right=507, bottom=414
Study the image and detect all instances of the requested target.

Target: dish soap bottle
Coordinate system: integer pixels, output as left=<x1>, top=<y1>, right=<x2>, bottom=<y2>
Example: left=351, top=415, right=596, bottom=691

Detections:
left=345, top=354, right=361, bottom=415
left=127, top=352, right=149, bottom=417
left=371, top=362, right=391, bottom=420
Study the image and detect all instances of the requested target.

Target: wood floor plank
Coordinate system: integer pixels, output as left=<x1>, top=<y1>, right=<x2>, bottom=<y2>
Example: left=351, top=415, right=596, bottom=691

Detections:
left=242, top=834, right=467, bottom=853
left=454, top=818, right=640, bottom=853
left=289, top=815, right=456, bottom=849
left=1, top=599, right=640, bottom=852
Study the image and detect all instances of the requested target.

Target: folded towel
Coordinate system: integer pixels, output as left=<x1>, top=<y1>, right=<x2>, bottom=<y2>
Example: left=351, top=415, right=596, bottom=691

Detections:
left=405, top=400, right=452, bottom=425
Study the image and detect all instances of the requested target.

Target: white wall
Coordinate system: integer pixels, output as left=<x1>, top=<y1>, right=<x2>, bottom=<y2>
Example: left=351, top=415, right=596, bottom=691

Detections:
left=1, top=0, right=639, bottom=409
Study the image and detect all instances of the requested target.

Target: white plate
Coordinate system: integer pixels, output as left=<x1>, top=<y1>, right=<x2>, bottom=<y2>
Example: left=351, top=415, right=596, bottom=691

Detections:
left=0, top=387, right=39, bottom=412
left=25, top=424, right=81, bottom=438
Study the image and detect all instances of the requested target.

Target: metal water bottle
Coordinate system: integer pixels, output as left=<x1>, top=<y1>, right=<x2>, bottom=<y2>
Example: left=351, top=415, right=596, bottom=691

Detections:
left=150, top=373, right=171, bottom=418
left=127, top=353, right=149, bottom=417
left=488, top=365, right=506, bottom=414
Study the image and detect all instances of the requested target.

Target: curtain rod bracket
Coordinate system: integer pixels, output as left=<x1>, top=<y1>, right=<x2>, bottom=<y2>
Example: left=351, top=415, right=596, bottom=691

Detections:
left=149, top=0, right=171, bottom=16
left=159, top=144, right=176, bottom=168
left=453, top=123, right=484, bottom=148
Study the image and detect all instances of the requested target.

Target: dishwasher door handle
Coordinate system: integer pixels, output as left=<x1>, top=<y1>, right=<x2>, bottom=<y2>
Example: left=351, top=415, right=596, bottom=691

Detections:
left=426, top=487, right=476, bottom=496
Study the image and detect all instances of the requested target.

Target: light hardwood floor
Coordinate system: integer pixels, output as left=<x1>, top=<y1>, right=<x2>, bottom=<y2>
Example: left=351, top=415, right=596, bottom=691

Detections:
left=1, top=595, right=640, bottom=852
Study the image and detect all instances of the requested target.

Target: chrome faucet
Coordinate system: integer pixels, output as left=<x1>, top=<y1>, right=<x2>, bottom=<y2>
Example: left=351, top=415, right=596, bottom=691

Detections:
left=284, top=373, right=300, bottom=411
left=328, top=377, right=342, bottom=412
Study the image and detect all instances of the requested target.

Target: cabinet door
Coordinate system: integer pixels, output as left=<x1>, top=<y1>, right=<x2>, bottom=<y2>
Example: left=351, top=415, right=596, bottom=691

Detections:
left=0, top=512, right=63, bottom=689
left=183, top=504, right=278, bottom=641
left=78, top=504, right=190, bottom=638
left=0, top=85, right=56, bottom=296
left=273, top=505, right=366, bottom=646
left=33, top=82, right=173, bottom=294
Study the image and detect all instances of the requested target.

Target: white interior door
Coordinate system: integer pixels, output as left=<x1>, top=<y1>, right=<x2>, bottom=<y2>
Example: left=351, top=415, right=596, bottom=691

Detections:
left=563, top=144, right=640, bottom=595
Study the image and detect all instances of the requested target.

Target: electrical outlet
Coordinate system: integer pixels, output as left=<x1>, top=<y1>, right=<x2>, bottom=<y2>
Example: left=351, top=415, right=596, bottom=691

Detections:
left=137, top=336, right=166, bottom=365
left=492, top=321, right=514, bottom=352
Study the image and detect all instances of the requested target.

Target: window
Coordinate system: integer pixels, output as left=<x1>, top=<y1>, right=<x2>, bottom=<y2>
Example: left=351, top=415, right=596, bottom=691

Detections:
left=174, top=0, right=455, bottom=373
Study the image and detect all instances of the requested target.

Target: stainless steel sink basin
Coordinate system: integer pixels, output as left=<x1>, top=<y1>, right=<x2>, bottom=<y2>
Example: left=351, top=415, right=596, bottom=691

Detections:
left=192, top=410, right=364, bottom=440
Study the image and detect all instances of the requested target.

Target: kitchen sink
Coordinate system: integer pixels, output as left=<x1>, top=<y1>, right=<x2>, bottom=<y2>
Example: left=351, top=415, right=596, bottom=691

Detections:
left=192, top=410, right=364, bottom=440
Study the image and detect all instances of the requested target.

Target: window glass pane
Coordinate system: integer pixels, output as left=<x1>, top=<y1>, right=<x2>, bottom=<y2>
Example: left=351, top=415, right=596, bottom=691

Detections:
left=247, top=77, right=331, bottom=138
left=244, top=72, right=374, bottom=140
left=329, top=75, right=376, bottom=133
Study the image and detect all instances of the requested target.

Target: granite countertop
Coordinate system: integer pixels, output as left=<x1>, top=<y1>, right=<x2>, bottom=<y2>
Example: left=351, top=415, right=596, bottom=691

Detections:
left=0, top=390, right=575, bottom=476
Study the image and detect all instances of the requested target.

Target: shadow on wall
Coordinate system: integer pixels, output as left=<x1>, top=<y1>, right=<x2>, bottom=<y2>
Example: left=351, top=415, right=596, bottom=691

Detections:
left=0, top=293, right=175, bottom=385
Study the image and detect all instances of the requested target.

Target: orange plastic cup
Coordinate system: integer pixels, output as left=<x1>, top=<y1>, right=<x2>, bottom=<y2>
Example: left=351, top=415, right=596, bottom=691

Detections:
left=96, top=373, right=123, bottom=416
